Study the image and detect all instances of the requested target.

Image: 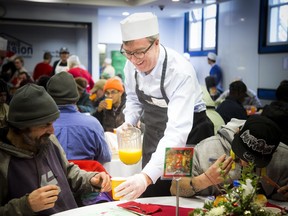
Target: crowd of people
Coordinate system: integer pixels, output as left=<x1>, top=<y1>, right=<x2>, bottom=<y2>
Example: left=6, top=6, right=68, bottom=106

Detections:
left=0, top=12, right=287, bottom=216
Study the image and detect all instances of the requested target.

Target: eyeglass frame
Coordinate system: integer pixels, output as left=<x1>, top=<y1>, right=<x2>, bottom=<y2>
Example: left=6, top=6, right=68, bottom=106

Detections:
left=120, top=40, right=155, bottom=59
left=104, top=90, right=119, bottom=97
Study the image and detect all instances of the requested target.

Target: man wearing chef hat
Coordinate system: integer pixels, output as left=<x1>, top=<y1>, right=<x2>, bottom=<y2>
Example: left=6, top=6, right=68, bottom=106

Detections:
left=114, top=12, right=214, bottom=199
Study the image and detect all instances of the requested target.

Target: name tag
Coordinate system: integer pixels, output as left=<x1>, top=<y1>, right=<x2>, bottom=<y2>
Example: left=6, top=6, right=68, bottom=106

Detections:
left=151, top=97, right=168, bottom=108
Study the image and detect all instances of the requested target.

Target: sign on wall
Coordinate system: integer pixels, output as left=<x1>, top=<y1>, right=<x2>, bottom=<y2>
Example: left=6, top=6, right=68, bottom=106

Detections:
left=0, top=33, right=33, bottom=57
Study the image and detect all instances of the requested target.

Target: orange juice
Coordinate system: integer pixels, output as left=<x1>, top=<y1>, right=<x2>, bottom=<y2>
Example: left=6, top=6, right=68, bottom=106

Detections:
left=119, top=149, right=142, bottom=165
left=111, top=177, right=126, bottom=200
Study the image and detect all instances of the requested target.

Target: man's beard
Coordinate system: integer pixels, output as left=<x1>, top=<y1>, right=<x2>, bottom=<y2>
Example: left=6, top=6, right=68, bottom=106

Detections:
left=22, top=133, right=51, bottom=155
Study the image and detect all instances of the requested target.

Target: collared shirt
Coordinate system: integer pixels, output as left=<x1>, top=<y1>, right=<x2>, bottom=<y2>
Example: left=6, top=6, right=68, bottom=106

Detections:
left=53, top=105, right=111, bottom=164
left=123, top=45, right=205, bottom=183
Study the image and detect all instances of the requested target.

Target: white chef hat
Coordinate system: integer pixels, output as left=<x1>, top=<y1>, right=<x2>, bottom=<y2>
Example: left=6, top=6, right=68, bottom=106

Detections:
left=207, top=52, right=217, bottom=61
left=120, top=12, right=159, bottom=41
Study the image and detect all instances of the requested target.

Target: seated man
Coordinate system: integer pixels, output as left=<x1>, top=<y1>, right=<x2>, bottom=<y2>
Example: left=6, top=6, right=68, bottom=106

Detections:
left=75, top=77, right=94, bottom=113
left=92, top=77, right=126, bottom=132
left=216, top=80, right=248, bottom=123
left=0, top=84, right=111, bottom=215
left=47, top=72, right=111, bottom=164
left=261, top=80, right=288, bottom=145
left=215, top=78, right=262, bottom=109
left=171, top=115, right=288, bottom=201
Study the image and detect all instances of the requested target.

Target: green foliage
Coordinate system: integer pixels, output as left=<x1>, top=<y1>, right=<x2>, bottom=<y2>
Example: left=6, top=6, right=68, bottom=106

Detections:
left=189, top=163, right=278, bottom=216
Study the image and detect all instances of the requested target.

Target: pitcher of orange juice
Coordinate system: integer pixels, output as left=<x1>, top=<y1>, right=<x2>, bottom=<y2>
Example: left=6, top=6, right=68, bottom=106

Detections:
left=117, top=126, right=142, bottom=165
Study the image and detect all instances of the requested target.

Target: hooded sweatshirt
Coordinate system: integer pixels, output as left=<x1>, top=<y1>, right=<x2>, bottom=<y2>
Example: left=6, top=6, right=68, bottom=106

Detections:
left=183, top=118, right=288, bottom=201
left=0, top=129, right=97, bottom=216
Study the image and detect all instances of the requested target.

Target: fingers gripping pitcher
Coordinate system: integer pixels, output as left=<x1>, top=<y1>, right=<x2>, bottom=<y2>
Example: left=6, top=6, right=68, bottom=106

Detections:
left=117, top=126, right=142, bottom=165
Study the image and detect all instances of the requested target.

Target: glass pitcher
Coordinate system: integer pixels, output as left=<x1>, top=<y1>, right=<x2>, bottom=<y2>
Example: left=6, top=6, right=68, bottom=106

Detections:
left=117, top=126, right=142, bottom=165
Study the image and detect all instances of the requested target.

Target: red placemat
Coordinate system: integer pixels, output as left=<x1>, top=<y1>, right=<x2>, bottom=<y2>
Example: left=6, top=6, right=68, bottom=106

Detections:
left=118, top=201, right=195, bottom=216
left=152, top=204, right=194, bottom=216
left=266, top=202, right=284, bottom=210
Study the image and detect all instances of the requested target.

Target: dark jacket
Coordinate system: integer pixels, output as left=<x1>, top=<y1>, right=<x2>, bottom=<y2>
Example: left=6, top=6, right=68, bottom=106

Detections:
left=93, top=95, right=126, bottom=132
left=0, top=130, right=97, bottom=216
left=216, top=96, right=247, bottom=123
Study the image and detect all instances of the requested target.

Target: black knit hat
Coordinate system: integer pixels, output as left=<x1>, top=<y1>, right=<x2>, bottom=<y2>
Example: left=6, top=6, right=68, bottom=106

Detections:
left=8, top=84, right=60, bottom=129
left=47, top=72, right=79, bottom=105
left=231, top=115, right=281, bottom=168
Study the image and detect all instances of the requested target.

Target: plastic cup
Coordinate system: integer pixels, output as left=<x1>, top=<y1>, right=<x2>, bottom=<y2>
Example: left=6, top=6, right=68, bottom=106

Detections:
left=105, top=98, right=113, bottom=110
left=111, top=177, right=126, bottom=200
left=117, top=127, right=142, bottom=165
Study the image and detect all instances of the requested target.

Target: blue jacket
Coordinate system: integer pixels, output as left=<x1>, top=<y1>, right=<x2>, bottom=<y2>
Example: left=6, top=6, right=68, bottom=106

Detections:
left=54, top=105, right=111, bottom=164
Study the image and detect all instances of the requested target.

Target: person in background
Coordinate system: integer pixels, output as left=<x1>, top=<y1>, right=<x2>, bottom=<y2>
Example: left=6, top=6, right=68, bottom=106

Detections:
left=0, top=51, right=17, bottom=84
left=215, top=77, right=262, bottom=109
left=33, top=51, right=53, bottom=81
left=201, top=86, right=225, bottom=134
left=114, top=12, right=214, bottom=199
left=261, top=80, right=288, bottom=145
left=90, top=79, right=107, bottom=109
left=46, top=72, right=111, bottom=164
left=75, top=77, right=94, bottom=113
left=10, top=56, right=28, bottom=87
left=207, top=52, right=223, bottom=93
left=92, top=78, right=125, bottom=132
left=0, top=79, right=9, bottom=128
left=52, top=47, right=70, bottom=75
left=275, top=80, right=288, bottom=103
left=36, top=75, right=51, bottom=90
left=216, top=80, right=248, bottom=124
left=0, top=84, right=111, bottom=215
left=67, top=55, right=94, bottom=93
left=170, top=115, right=288, bottom=202
left=101, top=58, right=115, bottom=79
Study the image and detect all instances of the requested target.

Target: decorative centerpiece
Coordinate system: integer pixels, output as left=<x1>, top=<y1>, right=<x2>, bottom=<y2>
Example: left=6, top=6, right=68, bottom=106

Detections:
left=189, top=163, right=282, bottom=216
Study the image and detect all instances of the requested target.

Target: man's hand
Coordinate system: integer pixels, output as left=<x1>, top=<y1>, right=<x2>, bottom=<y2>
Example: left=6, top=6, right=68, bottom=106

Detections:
left=116, top=122, right=132, bottom=134
left=114, top=173, right=148, bottom=200
left=205, top=154, right=233, bottom=185
left=28, top=185, right=60, bottom=212
left=277, top=185, right=288, bottom=200
left=90, top=171, right=111, bottom=192
left=97, top=100, right=107, bottom=112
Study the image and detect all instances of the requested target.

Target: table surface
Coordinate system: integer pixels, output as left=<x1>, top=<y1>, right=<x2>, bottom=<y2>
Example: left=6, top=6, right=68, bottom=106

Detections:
left=51, top=196, right=205, bottom=216
left=50, top=195, right=288, bottom=216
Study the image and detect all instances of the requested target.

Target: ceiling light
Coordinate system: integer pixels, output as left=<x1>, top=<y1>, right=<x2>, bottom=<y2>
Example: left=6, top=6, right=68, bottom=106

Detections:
left=122, top=12, right=130, bottom=16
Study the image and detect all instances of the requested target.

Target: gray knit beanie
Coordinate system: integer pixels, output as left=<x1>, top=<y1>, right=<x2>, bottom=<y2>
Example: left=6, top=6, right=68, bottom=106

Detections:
left=8, top=84, right=60, bottom=129
left=46, top=72, right=79, bottom=105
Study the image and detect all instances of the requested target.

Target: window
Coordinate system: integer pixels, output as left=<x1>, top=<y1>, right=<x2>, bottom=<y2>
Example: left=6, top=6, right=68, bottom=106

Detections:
left=259, top=0, right=288, bottom=53
left=184, top=4, right=218, bottom=56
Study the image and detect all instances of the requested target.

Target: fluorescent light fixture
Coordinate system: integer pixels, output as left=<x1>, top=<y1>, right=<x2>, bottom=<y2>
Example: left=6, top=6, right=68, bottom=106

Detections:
left=122, top=12, right=130, bottom=16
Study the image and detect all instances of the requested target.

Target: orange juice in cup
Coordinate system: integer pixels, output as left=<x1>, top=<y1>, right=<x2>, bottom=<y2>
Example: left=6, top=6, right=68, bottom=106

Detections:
left=119, top=149, right=142, bottom=165
left=105, top=98, right=113, bottom=110
left=111, top=177, right=126, bottom=200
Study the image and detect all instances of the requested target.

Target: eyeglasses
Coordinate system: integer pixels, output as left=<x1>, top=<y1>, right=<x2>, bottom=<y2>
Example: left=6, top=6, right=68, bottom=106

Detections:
left=105, top=90, right=119, bottom=97
left=120, top=41, right=155, bottom=59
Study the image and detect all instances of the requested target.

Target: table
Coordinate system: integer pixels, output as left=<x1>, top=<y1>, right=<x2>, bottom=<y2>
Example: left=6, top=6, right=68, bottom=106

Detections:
left=51, top=196, right=205, bottom=216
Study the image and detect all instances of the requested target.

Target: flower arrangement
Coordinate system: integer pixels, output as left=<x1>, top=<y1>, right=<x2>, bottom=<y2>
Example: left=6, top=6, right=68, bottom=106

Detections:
left=189, top=163, right=281, bottom=216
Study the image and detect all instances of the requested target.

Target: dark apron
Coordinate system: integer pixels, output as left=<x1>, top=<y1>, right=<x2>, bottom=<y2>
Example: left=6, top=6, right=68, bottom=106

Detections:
left=135, top=46, right=214, bottom=197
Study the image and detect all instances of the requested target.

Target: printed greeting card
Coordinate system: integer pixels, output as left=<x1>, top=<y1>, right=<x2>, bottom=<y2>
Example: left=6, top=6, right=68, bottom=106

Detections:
left=163, top=147, right=194, bottom=179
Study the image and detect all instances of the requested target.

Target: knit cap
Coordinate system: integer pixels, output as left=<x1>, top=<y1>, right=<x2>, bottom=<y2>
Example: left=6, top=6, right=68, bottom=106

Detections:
left=91, top=79, right=106, bottom=94
left=75, top=77, right=88, bottom=93
left=8, top=84, right=60, bottom=129
left=47, top=72, right=79, bottom=105
left=103, top=78, right=124, bottom=92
